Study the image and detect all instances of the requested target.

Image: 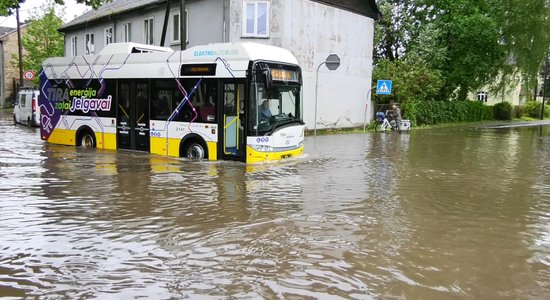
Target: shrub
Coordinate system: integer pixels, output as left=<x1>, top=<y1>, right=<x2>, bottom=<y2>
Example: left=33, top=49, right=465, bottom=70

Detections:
left=401, top=100, right=493, bottom=126
left=513, top=105, right=523, bottom=118
left=522, top=101, right=541, bottom=118
left=493, top=101, right=513, bottom=120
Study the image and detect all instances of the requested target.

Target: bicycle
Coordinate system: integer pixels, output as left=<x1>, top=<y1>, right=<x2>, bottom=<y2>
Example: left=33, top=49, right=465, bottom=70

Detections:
left=374, top=111, right=411, bottom=132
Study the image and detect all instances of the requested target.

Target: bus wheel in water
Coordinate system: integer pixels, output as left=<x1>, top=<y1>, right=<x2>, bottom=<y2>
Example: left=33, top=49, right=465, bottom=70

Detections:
left=80, top=132, right=96, bottom=148
left=186, top=142, right=206, bottom=160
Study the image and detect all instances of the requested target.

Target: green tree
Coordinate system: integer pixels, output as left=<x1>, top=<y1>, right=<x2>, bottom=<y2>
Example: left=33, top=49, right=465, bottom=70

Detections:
left=0, top=0, right=111, bottom=15
left=374, top=0, right=550, bottom=102
left=16, top=5, right=64, bottom=83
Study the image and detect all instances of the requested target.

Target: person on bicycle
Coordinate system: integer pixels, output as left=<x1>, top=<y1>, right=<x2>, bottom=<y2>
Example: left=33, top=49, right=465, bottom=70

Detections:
left=390, top=103, right=402, bottom=131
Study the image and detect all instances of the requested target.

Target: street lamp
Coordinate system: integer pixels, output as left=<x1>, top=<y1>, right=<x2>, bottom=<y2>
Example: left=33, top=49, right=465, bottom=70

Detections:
left=314, top=54, right=340, bottom=136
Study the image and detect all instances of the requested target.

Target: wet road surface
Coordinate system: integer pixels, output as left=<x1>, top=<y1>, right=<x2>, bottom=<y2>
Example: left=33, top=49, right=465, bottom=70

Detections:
left=1, top=109, right=549, bottom=299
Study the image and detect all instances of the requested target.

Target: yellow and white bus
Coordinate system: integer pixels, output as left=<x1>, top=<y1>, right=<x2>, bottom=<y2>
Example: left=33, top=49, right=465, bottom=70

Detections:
left=39, top=42, right=304, bottom=163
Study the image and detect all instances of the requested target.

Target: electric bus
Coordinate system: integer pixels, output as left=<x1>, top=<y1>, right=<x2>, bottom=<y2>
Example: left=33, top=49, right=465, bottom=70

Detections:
left=39, top=42, right=304, bottom=163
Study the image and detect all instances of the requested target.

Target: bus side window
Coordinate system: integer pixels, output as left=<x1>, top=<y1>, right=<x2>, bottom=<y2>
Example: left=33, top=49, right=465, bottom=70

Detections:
left=198, top=80, right=216, bottom=123
left=152, top=90, right=171, bottom=120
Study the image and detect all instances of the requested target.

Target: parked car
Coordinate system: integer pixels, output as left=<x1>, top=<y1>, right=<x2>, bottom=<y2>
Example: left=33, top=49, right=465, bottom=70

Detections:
left=13, top=87, right=40, bottom=127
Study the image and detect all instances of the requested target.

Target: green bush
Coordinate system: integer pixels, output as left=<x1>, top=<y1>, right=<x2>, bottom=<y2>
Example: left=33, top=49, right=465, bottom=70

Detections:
left=401, top=100, right=493, bottom=126
left=522, top=101, right=541, bottom=118
left=513, top=105, right=523, bottom=118
left=493, top=101, right=513, bottom=120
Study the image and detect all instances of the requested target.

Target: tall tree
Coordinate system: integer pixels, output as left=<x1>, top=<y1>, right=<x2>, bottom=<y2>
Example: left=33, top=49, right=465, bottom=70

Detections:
left=15, top=5, right=64, bottom=80
left=374, top=0, right=550, bottom=101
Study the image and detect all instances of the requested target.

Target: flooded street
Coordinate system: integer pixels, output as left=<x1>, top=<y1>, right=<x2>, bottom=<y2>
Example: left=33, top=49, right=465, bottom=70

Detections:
left=1, top=108, right=549, bottom=299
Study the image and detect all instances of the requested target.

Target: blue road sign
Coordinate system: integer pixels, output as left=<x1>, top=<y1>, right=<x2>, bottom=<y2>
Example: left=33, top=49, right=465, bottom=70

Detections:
left=377, top=80, right=392, bottom=95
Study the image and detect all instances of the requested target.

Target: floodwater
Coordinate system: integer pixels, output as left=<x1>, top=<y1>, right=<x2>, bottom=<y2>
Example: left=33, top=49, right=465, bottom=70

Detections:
left=1, top=109, right=549, bottom=299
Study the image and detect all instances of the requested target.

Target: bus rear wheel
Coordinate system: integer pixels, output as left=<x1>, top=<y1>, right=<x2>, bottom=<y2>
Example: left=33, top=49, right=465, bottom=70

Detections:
left=80, top=132, right=96, bottom=148
left=186, top=142, right=206, bottom=160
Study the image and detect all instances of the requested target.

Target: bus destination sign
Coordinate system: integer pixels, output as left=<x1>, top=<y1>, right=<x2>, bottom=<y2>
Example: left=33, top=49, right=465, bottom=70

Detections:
left=271, top=69, right=299, bottom=82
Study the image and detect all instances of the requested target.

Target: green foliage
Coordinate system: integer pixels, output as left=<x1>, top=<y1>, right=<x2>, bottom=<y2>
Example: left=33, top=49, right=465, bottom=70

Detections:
left=0, top=0, right=19, bottom=16
left=1, top=0, right=111, bottom=15
left=513, top=105, right=523, bottom=118
left=374, top=0, right=550, bottom=102
left=522, top=101, right=543, bottom=118
left=401, top=100, right=493, bottom=126
left=493, top=102, right=513, bottom=120
left=372, top=58, right=444, bottom=104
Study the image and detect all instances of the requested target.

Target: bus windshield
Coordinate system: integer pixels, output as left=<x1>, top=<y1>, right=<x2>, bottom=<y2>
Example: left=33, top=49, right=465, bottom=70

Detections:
left=250, top=64, right=303, bottom=134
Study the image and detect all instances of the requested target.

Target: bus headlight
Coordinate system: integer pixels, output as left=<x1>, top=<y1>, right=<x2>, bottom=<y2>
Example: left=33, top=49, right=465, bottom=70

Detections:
left=250, top=144, right=273, bottom=152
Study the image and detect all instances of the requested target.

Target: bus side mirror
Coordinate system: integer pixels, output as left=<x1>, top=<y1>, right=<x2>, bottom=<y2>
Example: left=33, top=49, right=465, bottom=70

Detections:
left=264, top=70, right=273, bottom=90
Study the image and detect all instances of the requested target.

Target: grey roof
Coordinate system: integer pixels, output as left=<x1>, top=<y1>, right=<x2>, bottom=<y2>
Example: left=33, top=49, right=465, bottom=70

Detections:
left=0, top=24, right=27, bottom=40
left=59, top=0, right=165, bottom=32
left=0, top=26, right=15, bottom=36
left=59, top=0, right=381, bottom=32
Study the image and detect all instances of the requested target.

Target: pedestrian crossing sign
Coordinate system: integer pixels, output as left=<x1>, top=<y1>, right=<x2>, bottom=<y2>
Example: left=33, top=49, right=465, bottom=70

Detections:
left=376, top=80, right=392, bottom=95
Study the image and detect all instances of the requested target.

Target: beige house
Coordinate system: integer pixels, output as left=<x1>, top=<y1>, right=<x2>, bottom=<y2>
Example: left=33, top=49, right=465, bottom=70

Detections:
left=472, top=74, right=547, bottom=106
left=0, top=24, right=34, bottom=108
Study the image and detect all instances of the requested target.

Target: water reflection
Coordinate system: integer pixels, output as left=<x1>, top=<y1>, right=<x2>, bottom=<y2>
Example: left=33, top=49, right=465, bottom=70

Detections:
left=1, top=109, right=549, bottom=298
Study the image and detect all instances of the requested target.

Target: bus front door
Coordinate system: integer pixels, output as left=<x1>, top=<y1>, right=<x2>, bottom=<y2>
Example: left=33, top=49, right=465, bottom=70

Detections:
left=116, top=81, right=150, bottom=152
left=219, top=82, right=246, bottom=162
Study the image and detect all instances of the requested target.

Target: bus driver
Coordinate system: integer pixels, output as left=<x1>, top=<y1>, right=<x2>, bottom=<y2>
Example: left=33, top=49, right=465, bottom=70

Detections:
left=259, top=100, right=272, bottom=122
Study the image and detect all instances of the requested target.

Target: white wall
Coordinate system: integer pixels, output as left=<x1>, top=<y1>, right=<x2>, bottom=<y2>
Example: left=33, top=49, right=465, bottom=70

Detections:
left=229, top=0, right=376, bottom=130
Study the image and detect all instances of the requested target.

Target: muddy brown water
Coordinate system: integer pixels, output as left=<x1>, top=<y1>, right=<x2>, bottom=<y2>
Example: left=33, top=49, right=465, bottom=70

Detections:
left=1, top=109, right=549, bottom=299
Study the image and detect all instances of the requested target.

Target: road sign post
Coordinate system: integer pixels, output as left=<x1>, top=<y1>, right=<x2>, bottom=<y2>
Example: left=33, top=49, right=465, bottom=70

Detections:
left=314, top=54, right=340, bottom=137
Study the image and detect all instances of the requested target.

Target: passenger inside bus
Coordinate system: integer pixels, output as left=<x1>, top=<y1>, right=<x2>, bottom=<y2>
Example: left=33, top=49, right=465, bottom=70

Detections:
left=199, top=100, right=215, bottom=122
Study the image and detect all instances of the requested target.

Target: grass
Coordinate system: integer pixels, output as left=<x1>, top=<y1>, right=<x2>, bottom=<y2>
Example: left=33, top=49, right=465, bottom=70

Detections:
left=305, top=117, right=549, bottom=136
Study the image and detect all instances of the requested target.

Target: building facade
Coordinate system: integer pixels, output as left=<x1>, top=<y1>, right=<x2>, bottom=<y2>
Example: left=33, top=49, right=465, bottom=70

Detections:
left=59, top=0, right=381, bottom=129
left=0, top=25, right=33, bottom=108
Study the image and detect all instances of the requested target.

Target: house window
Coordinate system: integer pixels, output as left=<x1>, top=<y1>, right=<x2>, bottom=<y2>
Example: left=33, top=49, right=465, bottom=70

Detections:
left=85, top=33, right=94, bottom=55
left=105, top=27, right=113, bottom=45
left=123, top=23, right=132, bottom=42
left=477, top=92, right=488, bottom=102
left=71, top=36, right=77, bottom=56
left=144, top=17, right=154, bottom=45
left=242, top=1, right=269, bottom=37
left=171, top=9, right=189, bottom=44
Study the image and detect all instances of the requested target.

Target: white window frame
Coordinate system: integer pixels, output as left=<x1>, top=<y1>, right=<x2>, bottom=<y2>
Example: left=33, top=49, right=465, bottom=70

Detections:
left=171, top=9, right=189, bottom=44
left=85, top=33, right=94, bottom=55
left=144, top=17, right=154, bottom=45
left=123, top=22, right=132, bottom=42
left=71, top=36, right=78, bottom=56
left=242, top=1, right=270, bottom=38
left=104, top=27, right=113, bottom=46
left=477, top=91, right=488, bottom=103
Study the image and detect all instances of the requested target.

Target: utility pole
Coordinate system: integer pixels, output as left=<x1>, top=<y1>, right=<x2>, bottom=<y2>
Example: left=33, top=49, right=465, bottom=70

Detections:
left=542, top=52, right=548, bottom=120
left=16, top=5, right=23, bottom=88
left=180, top=0, right=186, bottom=50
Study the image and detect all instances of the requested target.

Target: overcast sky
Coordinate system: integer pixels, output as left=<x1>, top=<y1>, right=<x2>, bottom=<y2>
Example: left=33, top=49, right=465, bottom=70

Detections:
left=0, top=0, right=90, bottom=28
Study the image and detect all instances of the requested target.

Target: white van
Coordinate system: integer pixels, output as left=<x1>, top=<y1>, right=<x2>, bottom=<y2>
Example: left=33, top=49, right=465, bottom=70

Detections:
left=13, top=87, right=40, bottom=127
